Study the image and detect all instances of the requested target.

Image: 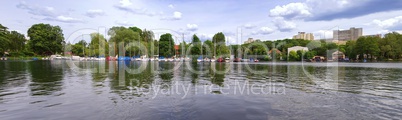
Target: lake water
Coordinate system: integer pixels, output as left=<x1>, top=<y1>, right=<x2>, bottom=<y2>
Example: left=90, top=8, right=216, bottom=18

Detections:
left=0, top=61, right=401, bottom=119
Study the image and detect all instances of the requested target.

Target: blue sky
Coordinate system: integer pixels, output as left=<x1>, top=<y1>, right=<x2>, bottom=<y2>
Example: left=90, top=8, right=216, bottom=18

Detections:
left=1, top=0, right=402, bottom=44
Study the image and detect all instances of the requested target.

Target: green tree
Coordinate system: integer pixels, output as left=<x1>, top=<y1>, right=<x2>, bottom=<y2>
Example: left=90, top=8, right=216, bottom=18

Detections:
left=203, top=40, right=213, bottom=57
left=345, top=40, right=357, bottom=60
left=159, top=33, right=175, bottom=57
left=108, top=26, right=141, bottom=56
left=0, top=24, right=10, bottom=55
left=88, top=33, right=108, bottom=57
left=381, top=32, right=402, bottom=59
left=142, top=29, right=154, bottom=42
left=27, top=23, right=64, bottom=55
left=8, top=31, right=26, bottom=52
left=212, top=32, right=229, bottom=57
left=190, top=34, right=201, bottom=56
left=288, top=51, right=299, bottom=61
left=72, top=40, right=87, bottom=57
left=355, top=36, right=380, bottom=60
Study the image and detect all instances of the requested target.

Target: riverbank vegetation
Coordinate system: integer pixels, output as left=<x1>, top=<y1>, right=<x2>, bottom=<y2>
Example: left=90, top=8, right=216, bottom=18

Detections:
left=1, top=23, right=402, bottom=61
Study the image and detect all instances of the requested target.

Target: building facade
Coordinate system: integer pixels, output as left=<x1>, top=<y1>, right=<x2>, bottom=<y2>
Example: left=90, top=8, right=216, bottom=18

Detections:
left=244, top=38, right=254, bottom=44
left=333, top=27, right=362, bottom=41
left=364, top=34, right=382, bottom=38
left=293, top=32, right=314, bottom=40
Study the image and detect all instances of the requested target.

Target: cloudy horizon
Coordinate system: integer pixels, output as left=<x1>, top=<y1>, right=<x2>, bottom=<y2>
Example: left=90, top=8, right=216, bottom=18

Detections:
left=1, top=0, right=402, bottom=44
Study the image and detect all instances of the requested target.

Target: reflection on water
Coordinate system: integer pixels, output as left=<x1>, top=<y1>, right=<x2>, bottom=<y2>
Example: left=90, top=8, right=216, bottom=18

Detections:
left=0, top=61, right=401, bottom=119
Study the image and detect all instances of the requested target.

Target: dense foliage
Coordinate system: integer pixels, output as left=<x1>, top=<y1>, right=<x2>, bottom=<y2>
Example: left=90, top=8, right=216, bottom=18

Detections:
left=27, top=23, right=64, bottom=55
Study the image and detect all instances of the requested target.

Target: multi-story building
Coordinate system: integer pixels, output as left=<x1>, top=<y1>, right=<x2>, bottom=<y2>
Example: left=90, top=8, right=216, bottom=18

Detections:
left=292, top=32, right=314, bottom=40
left=364, top=34, right=382, bottom=38
left=244, top=38, right=254, bottom=44
left=333, top=27, right=362, bottom=41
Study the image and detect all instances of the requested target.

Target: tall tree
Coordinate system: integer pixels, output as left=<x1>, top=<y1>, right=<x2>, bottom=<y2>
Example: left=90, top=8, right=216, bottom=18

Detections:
left=212, top=32, right=229, bottom=57
left=27, top=23, right=64, bottom=55
left=158, top=33, right=175, bottom=57
left=203, top=40, right=213, bottom=57
left=190, top=34, right=201, bottom=56
left=88, top=33, right=108, bottom=57
left=0, top=24, right=10, bottom=55
left=142, top=29, right=154, bottom=42
left=355, top=36, right=380, bottom=60
left=108, top=26, right=140, bottom=56
left=8, top=31, right=26, bottom=52
left=72, top=40, right=87, bottom=57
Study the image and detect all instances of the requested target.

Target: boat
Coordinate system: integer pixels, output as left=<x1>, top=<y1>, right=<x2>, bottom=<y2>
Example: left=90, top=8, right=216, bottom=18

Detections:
left=168, top=58, right=174, bottom=62
left=254, top=59, right=259, bottom=62
left=210, top=58, right=216, bottom=62
left=233, top=58, right=241, bottom=62
left=217, top=58, right=224, bottom=62
left=225, top=57, right=230, bottom=62
left=204, top=58, right=210, bottom=62
left=197, top=56, right=203, bottom=62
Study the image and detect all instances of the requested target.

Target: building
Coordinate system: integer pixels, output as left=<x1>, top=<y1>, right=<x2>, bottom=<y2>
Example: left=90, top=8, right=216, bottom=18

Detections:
left=364, top=34, right=382, bottom=38
left=293, top=32, right=314, bottom=40
left=333, top=27, right=362, bottom=41
left=287, top=46, right=308, bottom=55
left=174, top=45, right=180, bottom=56
left=244, top=38, right=254, bottom=44
left=332, top=50, right=345, bottom=60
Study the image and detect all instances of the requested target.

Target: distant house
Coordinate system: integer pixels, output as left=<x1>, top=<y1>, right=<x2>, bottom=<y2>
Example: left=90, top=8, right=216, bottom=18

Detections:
left=287, top=46, right=308, bottom=54
left=244, top=38, right=254, bottom=44
left=332, top=50, right=345, bottom=60
left=174, top=45, right=180, bottom=56
left=268, top=48, right=282, bottom=60
left=287, top=46, right=308, bottom=60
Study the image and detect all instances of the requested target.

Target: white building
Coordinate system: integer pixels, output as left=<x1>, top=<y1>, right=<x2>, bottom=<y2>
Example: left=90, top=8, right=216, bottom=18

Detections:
left=287, top=46, right=309, bottom=55
left=293, top=32, right=314, bottom=40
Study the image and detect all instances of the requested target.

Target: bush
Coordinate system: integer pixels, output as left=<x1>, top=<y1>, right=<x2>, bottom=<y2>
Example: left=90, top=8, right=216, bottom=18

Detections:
left=23, top=51, right=35, bottom=56
left=9, top=51, right=25, bottom=57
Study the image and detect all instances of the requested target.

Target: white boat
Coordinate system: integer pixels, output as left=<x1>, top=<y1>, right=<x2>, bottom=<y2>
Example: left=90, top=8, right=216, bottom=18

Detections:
left=204, top=58, right=210, bottom=62
left=225, top=57, right=230, bottom=62
left=210, top=59, right=216, bottom=62
left=197, top=59, right=203, bottom=62
left=168, top=58, right=174, bottom=62
left=141, top=58, right=148, bottom=61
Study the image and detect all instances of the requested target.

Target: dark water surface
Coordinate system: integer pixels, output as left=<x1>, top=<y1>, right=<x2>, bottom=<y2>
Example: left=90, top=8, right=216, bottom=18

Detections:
left=0, top=61, right=401, bottom=119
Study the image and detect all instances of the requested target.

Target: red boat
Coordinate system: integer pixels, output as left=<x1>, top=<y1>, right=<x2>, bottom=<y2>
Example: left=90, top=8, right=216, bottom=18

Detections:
left=233, top=58, right=241, bottom=62
left=217, top=58, right=224, bottom=62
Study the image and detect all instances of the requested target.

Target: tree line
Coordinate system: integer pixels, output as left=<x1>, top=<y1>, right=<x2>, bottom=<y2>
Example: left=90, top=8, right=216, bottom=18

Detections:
left=1, top=23, right=402, bottom=61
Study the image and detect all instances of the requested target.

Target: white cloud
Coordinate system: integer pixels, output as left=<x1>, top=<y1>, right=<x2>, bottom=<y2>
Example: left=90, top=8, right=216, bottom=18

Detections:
left=114, top=0, right=160, bottom=17
left=198, top=33, right=214, bottom=41
left=269, top=2, right=311, bottom=20
left=186, top=24, right=198, bottom=31
left=243, top=24, right=256, bottom=29
left=168, top=4, right=175, bottom=9
left=313, top=30, right=333, bottom=40
left=273, top=18, right=296, bottom=32
left=115, top=21, right=134, bottom=26
left=252, top=27, right=275, bottom=35
left=85, top=9, right=105, bottom=18
left=16, top=1, right=57, bottom=17
left=161, top=11, right=182, bottom=20
left=119, top=0, right=132, bottom=7
left=173, top=11, right=182, bottom=19
left=372, top=16, right=402, bottom=30
left=44, top=15, right=84, bottom=23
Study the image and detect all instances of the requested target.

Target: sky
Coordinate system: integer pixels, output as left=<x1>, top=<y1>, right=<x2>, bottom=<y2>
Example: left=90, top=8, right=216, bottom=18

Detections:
left=1, top=0, right=402, bottom=44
